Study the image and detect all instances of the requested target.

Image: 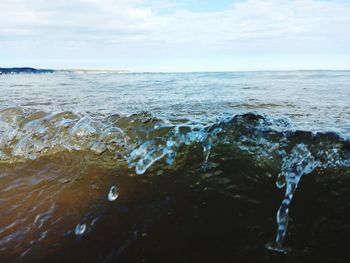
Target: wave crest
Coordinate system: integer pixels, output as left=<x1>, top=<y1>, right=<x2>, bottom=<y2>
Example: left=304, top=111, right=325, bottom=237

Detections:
left=1, top=107, right=349, bottom=251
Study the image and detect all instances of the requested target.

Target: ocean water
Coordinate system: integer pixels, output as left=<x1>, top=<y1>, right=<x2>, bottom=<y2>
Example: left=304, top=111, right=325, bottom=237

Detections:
left=0, top=71, right=350, bottom=262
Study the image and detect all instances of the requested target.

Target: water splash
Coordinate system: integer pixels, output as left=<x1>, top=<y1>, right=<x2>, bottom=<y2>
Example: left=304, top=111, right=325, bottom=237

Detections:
left=75, top=223, right=86, bottom=236
left=1, top=108, right=350, bottom=252
left=0, top=108, right=128, bottom=162
left=108, top=185, right=119, bottom=201
left=274, top=144, right=319, bottom=247
left=127, top=124, right=223, bottom=174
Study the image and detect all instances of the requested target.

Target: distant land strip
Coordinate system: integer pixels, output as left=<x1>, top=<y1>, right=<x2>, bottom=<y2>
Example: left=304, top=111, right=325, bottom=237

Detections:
left=0, top=67, right=54, bottom=74
left=0, top=68, right=128, bottom=74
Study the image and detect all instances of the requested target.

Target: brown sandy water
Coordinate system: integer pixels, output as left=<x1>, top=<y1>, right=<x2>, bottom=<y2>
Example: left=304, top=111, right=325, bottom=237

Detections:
left=1, top=149, right=350, bottom=263
left=0, top=152, right=118, bottom=260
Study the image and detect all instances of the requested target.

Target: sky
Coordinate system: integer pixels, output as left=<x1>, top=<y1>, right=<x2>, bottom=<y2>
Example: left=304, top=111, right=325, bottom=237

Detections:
left=1, top=0, right=350, bottom=71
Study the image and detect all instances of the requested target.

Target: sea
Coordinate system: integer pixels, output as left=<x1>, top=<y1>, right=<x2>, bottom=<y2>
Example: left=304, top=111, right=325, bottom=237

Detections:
left=0, top=71, right=349, bottom=262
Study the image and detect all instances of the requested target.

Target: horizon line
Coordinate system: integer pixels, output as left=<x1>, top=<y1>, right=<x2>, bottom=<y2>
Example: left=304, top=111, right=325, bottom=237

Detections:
left=2, top=67, right=350, bottom=74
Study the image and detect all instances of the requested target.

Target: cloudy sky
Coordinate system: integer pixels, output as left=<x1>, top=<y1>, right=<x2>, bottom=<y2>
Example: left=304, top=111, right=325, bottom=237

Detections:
left=1, top=0, right=350, bottom=71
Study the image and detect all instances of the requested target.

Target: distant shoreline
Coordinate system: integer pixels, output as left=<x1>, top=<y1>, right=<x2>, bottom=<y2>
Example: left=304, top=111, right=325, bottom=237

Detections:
left=1, top=67, right=350, bottom=75
left=0, top=67, right=128, bottom=75
left=0, top=67, right=54, bottom=74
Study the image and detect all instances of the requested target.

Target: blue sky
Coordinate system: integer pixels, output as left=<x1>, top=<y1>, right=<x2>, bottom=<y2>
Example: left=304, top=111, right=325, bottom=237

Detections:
left=1, top=0, right=350, bottom=71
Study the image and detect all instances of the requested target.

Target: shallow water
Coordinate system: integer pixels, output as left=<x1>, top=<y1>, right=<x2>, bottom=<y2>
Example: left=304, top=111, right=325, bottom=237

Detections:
left=1, top=71, right=350, bottom=133
left=0, top=71, right=350, bottom=262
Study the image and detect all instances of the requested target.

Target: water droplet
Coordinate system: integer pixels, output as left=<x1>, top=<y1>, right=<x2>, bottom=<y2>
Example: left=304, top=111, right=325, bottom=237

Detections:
left=265, top=242, right=290, bottom=254
left=75, top=223, right=86, bottom=235
left=108, top=185, right=119, bottom=201
left=276, top=173, right=286, bottom=188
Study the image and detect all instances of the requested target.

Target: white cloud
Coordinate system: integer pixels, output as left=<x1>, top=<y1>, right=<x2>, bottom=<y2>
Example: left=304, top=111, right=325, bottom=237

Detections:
left=1, top=0, right=350, bottom=70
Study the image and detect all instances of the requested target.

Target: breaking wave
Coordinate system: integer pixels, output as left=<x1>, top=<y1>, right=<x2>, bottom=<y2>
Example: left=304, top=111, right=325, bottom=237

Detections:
left=1, top=107, right=350, bottom=252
